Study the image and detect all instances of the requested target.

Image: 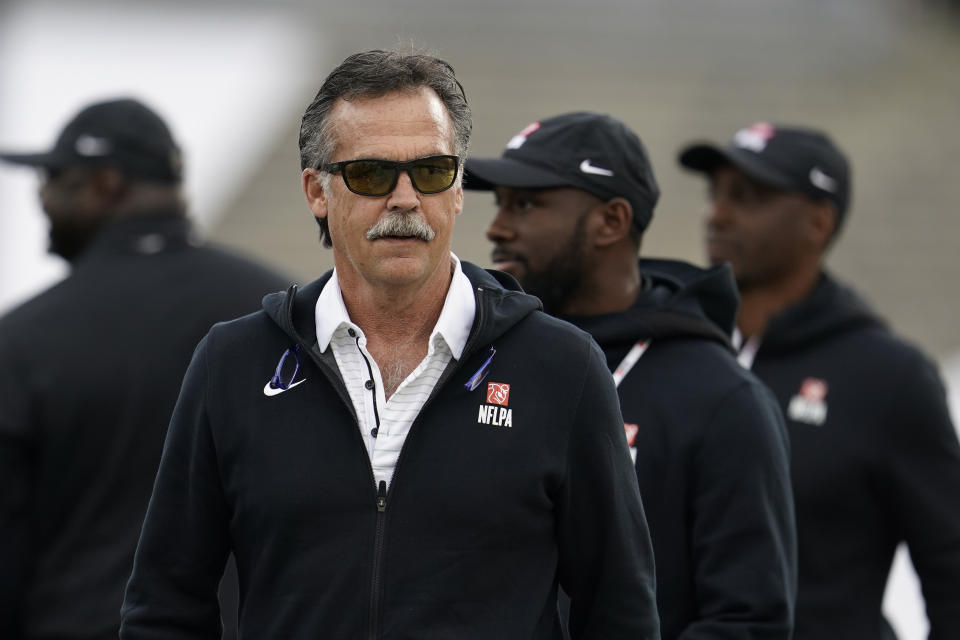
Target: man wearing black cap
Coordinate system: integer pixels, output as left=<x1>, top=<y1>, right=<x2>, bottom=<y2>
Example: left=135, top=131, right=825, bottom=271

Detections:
left=0, top=98, right=290, bottom=640
left=679, top=122, right=960, bottom=639
left=466, top=112, right=797, bottom=639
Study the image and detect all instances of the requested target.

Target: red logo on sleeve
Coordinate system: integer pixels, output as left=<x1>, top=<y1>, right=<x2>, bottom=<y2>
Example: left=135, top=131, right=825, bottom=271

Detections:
left=486, top=382, right=510, bottom=406
left=624, top=423, right=639, bottom=447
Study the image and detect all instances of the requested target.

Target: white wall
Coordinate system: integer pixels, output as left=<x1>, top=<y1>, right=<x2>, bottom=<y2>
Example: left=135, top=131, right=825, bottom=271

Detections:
left=0, top=0, right=320, bottom=312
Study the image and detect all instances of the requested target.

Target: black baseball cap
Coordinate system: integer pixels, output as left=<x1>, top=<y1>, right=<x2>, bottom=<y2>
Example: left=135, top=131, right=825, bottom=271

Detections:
left=464, top=112, right=660, bottom=232
left=678, top=122, right=851, bottom=222
left=0, top=98, right=182, bottom=182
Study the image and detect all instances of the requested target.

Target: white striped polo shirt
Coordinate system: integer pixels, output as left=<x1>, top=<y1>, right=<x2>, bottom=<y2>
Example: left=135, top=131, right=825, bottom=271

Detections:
left=315, top=254, right=475, bottom=489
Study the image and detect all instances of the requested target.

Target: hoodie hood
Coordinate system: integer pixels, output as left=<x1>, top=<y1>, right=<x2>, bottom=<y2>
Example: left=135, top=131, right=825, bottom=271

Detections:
left=261, top=261, right=542, bottom=359
left=759, top=271, right=884, bottom=354
left=561, top=258, right=738, bottom=351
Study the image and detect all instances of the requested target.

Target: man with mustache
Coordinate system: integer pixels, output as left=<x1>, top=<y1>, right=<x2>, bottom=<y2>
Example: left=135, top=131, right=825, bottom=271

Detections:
left=0, top=98, right=289, bottom=640
left=120, top=53, right=659, bottom=639
left=679, top=122, right=960, bottom=639
left=466, top=112, right=796, bottom=639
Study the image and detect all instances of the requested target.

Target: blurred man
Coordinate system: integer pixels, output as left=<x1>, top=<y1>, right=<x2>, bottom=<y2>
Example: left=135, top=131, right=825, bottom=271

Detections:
left=680, top=121, right=960, bottom=639
left=466, top=112, right=796, bottom=639
left=0, top=98, right=290, bottom=640
left=120, top=52, right=659, bottom=639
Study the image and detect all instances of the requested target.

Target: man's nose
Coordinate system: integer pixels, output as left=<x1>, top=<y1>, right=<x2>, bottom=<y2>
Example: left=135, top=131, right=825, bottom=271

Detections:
left=386, top=171, right=420, bottom=210
left=485, top=207, right=515, bottom=243
left=704, top=196, right=733, bottom=230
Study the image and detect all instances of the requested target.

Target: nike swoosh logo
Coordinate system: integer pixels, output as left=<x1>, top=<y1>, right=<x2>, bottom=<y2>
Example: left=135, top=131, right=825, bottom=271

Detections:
left=579, top=159, right=614, bottom=177
left=74, top=135, right=113, bottom=156
left=263, top=378, right=307, bottom=397
left=809, top=167, right=837, bottom=193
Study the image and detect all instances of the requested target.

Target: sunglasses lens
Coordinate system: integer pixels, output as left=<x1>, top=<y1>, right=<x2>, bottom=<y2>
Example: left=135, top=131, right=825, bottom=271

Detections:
left=343, top=160, right=396, bottom=196
left=409, top=156, right=458, bottom=193
left=336, top=156, right=458, bottom=196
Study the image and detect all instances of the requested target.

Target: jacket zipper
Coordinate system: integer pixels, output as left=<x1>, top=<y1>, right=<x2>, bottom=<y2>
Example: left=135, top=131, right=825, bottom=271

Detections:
left=369, top=480, right=388, bottom=640
left=354, top=336, right=386, bottom=640
left=293, top=285, right=494, bottom=639
left=365, top=285, right=491, bottom=638
left=298, top=340, right=389, bottom=639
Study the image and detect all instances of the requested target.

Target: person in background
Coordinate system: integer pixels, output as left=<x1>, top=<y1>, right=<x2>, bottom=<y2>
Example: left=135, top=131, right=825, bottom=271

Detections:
left=119, top=51, right=659, bottom=639
left=0, top=97, right=291, bottom=640
left=679, top=121, right=960, bottom=639
left=466, top=111, right=796, bottom=639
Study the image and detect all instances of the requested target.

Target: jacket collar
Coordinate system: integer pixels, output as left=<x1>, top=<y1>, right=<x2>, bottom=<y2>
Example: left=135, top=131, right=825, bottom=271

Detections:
left=263, top=261, right=541, bottom=361
left=561, top=258, right=736, bottom=351
left=74, top=211, right=194, bottom=265
left=760, top=271, right=883, bottom=353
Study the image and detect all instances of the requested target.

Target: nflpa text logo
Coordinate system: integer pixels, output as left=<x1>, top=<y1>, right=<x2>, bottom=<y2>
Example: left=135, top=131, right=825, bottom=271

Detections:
left=479, top=382, right=513, bottom=428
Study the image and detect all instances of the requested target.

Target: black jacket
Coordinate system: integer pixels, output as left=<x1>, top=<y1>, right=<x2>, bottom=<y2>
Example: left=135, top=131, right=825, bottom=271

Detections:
left=0, top=212, right=290, bottom=640
left=119, top=262, right=660, bottom=640
left=562, top=259, right=797, bottom=640
left=747, top=272, right=960, bottom=640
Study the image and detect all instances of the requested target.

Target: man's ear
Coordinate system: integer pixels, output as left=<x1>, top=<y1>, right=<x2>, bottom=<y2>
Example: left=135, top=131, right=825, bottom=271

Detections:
left=593, top=197, right=634, bottom=248
left=302, top=168, right=329, bottom=220
left=86, top=167, right=127, bottom=213
left=453, top=183, right=464, bottom=215
left=90, top=166, right=125, bottom=196
left=807, top=200, right=838, bottom=253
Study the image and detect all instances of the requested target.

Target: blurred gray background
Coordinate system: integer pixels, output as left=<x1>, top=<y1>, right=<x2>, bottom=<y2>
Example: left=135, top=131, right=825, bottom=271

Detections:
left=1, top=1, right=958, bottom=637
left=217, top=0, right=960, bottom=358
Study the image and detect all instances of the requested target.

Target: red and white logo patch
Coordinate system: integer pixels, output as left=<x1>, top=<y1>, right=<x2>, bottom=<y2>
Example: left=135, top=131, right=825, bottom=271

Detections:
left=486, top=382, right=510, bottom=406
left=506, top=121, right=541, bottom=150
left=799, top=377, right=828, bottom=402
left=788, top=377, right=829, bottom=426
left=734, top=121, right=776, bottom=152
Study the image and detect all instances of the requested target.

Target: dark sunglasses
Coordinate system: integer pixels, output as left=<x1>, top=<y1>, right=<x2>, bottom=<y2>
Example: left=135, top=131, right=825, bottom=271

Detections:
left=323, top=155, right=460, bottom=197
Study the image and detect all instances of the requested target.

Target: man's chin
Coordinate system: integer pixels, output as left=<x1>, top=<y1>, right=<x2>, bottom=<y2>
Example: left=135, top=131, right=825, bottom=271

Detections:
left=490, top=259, right=523, bottom=278
left=49, top=229, right=96, bottom=263
left=705, top=249, right=735, bottom=268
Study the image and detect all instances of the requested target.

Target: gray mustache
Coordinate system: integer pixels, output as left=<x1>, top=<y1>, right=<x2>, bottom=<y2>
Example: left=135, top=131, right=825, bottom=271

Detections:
left=366, top=211, right=436, bottom=242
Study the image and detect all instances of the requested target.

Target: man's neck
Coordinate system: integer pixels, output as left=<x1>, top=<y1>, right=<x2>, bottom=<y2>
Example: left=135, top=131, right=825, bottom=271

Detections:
left=337, top=258, right=453, bottom=396
left=560, top=256, right=641, bottom=316
left=737, top=265, right=822, bottom=340
left=343, top=275, right=449, bottom=341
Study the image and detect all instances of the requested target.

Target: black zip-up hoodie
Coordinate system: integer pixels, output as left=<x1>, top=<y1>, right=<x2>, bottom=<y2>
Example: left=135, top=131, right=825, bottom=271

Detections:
left=748, top=272, right=960, bottom=640
left=120, top=262, right=660, bottom=640
left=0, top=213, right=288, bottom=640
left=561, top=259, right=797, bottom=640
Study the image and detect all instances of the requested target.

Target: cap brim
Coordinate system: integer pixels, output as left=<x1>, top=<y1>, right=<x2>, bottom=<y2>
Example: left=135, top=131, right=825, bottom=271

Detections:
left=678, top=143, right=794, bottom=190
left=0, top=150, right=70, bottom=169
left=464, top=157, right=574, bottom=191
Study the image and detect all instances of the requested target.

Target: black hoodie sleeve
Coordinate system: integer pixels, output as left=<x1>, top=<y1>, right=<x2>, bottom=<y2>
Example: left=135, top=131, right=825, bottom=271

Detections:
left=120, top=335, right=231, bottom=639
left=0, top=327, right=33, bottom=637
left=684, top=380, right=797, bottom=639
left=882, top=350, right=960, bottom=636
left=557, top=338, right=660, bottom=640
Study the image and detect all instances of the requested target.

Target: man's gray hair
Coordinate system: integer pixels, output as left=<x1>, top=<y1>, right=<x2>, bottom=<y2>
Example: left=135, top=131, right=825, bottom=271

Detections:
left=299, top=49, right=472, bottom=248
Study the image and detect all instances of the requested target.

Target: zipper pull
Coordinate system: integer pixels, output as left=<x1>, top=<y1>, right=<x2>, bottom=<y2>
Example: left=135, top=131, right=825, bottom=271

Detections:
left=376, top=480, right=387, bottom=513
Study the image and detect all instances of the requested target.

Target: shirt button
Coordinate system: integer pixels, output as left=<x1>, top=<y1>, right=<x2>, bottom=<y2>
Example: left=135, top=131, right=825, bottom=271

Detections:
left=365, top=379, right=374, bottom=390
left=348, top=328, right=356, bottom=337
left=371, top=427, right=379, bottom=437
